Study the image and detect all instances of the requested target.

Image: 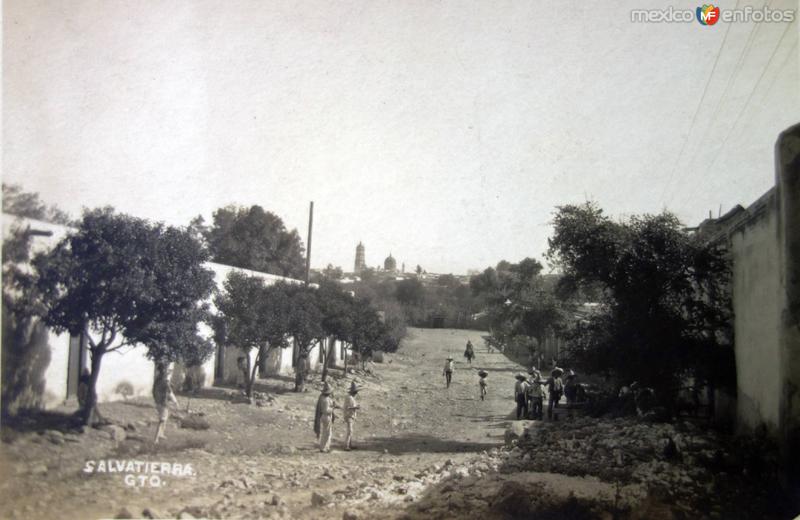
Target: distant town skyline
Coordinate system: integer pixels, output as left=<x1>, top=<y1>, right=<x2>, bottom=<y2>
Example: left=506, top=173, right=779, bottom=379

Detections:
left=4, top=1, right=798, bottom=275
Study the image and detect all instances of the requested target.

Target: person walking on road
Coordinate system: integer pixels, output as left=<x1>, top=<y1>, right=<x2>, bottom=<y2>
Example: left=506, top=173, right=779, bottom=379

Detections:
left=343, top=381, right=361, bottom=451
left=153, top=360, right=179, bottom=444
left=478, top=370, right=488, bottom=401
left=314, top=382, right=337, bottom=453
left=464, top=340, right=475, bottom=364
left=443, top=356, right=455, bottom=388
left=514, top=373, right=529, bottom=420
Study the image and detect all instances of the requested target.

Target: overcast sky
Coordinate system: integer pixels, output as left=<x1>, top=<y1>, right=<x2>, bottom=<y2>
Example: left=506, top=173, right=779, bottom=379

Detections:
left=4, top=0, right=799, bottom=274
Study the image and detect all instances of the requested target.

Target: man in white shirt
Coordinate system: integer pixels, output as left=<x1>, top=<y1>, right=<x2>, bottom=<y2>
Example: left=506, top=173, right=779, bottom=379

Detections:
left=343, top=381, right=361, bottom=451
left=443, top=356, right=455, bottom=388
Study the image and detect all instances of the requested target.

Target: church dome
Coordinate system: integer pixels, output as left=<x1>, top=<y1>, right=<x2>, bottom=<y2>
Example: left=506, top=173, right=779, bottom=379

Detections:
left=384, top=253, right=397, bottom=272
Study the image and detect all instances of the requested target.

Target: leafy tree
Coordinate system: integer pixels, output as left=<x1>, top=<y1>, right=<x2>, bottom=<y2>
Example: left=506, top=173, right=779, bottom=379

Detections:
left=283, top=285, right=324, bottom=392
left=395, top=278, right=425, bottom=306
left=470, top=257, right=567, bottom=362
left=2, top=225, right=48, bottom=414
left=322, top=264, right=343, bottom=280
left=547, top=202, right=734, bottom=406
left=347, top=297, right=387, bottom=368
left=33, top=208, right=215, bottom=424
left=314, top=280, right=355, bottom=380
left=203, top=205, right=305, bottom=278
left=2, top=183, right=72, bottom=225
left=214, top=272, right=292, bottom=397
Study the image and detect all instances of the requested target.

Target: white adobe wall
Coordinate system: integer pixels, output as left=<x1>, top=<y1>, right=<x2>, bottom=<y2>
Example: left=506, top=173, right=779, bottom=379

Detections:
left=730, top=192, right=783, bottom=432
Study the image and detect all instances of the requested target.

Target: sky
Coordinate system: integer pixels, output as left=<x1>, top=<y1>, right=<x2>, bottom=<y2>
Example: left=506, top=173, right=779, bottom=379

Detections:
left=3, top=0, right=799, bottom=275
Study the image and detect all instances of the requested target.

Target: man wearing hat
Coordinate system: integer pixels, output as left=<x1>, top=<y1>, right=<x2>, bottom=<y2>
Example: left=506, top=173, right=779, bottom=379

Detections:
left=314, top=382, right=337, bottom=453
left=343, top=381, right=361, bottom=451
left=443, top=356, right=455, bottom=388
left=514, top=373, right=529, bottom=420
left=547, top=367, right=564, bottom=420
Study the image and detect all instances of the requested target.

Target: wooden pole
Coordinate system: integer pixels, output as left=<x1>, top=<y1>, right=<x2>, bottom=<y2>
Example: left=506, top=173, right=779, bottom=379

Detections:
left=305, top=201, right=314, bottom=285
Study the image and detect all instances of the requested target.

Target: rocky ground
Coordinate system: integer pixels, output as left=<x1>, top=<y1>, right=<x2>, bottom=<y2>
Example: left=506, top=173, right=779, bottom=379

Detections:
left=0, top=328, right=795, bottom=520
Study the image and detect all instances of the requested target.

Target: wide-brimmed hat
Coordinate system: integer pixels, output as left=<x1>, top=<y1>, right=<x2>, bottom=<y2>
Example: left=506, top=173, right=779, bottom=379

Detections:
left=447, top=355, right=453, bottom=360
left=515, top=373, right=527, bottom=381
left=551, top=367, right=564, bottom=377
left=321, top=382, right=333, bottom=395
left=349, top=381, right=361, bottom=394
left=478, top=370, right=488, bottom=378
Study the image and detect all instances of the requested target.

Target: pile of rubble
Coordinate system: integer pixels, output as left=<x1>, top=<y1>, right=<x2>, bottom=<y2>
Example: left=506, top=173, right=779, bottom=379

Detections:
left=499, top=416, right=781, bottom=517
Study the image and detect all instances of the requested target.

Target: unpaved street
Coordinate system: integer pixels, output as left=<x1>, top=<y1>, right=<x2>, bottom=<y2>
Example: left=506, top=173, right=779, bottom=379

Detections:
left=1, top=328, right=524, bottom=520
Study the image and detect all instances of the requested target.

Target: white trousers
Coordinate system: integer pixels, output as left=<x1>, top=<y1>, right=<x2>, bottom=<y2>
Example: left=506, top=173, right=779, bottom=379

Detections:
left=319, top=415, right=332, bottom=452
left=344, top=419, right=354, bottom=448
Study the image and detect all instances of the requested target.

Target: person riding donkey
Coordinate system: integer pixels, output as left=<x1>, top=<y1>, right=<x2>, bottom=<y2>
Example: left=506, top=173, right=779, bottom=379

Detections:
left=464, top=340, right=475, bottom=365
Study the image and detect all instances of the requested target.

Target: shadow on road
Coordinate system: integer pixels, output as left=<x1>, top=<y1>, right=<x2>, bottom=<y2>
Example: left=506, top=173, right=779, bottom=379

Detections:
left=358, top=433, right=496, bottom=455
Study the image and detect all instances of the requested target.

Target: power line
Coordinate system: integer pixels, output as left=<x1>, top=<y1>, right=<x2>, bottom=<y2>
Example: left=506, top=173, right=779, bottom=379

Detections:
left=760, top=38, right=797, bottom=100
left=685, top=0, right=771, bottom=170
left=658, top=0, right=740, bottom=207
left=702, top=19, right=797, bottom=174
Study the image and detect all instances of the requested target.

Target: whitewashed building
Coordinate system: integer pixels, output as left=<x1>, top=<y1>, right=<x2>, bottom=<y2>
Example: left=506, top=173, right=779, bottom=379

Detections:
left=2, top=214, right=352, bottom=411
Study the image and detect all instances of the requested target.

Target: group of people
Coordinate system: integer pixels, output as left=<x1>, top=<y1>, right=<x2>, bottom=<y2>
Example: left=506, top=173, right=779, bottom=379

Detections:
left=513, top=366, right=579, bottom=420
left=313, top=380, right=361, bottom=453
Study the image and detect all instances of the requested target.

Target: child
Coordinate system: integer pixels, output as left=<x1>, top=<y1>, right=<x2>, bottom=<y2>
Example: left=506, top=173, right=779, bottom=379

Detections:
left=478, top=370, right=488, bottom=401
left=527, top=375, right=544, bottom=419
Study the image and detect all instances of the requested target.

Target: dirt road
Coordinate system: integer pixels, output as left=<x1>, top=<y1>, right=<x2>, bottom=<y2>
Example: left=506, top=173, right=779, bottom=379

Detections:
left=0, top=328, right=526, bottom=520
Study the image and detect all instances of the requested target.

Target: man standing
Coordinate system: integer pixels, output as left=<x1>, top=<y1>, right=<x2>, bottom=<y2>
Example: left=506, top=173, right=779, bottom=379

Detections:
left=547, top=367, right=564, bottom=420
left=443, top=356, right=455, bottom=388
left=153, top=360, right=179, bottom=444
left=343, top=381, right=361, bottom=451
left=514, top=373, right=529, bottom=420
left=314, top=382, right=336, bottom=453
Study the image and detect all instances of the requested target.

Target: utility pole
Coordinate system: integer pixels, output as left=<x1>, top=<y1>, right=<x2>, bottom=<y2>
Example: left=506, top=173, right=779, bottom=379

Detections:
left=305, top=201, right=314, bottom=286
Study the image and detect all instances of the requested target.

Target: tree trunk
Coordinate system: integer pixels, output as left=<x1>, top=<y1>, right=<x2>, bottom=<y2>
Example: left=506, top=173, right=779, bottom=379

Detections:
left=320, top=338, right=329, bottom=382
left=245, top=348, right=263, bottom=399
left=294, top=346, right=308, bottom=392
left=81, top=347, right=105, bottom=426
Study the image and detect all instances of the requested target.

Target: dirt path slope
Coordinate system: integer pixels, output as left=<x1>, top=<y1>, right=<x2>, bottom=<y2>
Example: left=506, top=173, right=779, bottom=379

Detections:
left=1, top=328, right=529, bottom=520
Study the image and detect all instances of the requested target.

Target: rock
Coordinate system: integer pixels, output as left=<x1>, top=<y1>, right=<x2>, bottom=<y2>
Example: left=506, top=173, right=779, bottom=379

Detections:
left=142, top=507, right=164, bottom=518
left=101, top=425, right=127, bottom=442
left=343, top=511, right=359, bottom=520
left=115, top=507, right=135, bottom=519
left=271, top=494, right=285, bottom=507
left=504, top=422, right=530, bottom=445
left=311, top=491, right=331, bottom=507
left=30, top=464, right=48, bottom=475
left=178, top=506, right=205, bottom=518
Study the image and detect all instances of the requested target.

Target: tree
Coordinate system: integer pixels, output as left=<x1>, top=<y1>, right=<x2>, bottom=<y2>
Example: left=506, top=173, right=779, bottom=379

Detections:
left=283, top=285, right=324, bottom=392
left=214, top=272, right=292, bottom=398
left=321, top=264, right=343, bottom=280
left=314, top=280, right=356, bottom=381
left=33, top=208, right=215, bottom=425
left=2, top=183, right=72, bottom=225
left=2, top=224, right=48, bottom=414
left=204, top=205, right=305, bottom=278
left=347, top=297, right=387, bottom=368
left=470, top=257, right=567, bottom=363
left=547, top=202, right=734, bottom=406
